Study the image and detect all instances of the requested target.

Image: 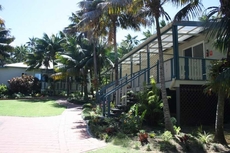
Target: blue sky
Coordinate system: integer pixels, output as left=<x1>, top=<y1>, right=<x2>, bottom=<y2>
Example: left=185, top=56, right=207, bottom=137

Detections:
left=1, top=0, right=220, bottom=46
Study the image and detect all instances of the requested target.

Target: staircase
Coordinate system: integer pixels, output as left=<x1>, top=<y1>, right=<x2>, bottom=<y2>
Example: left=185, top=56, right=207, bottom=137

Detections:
left=98, top=68, right=149, bottom=117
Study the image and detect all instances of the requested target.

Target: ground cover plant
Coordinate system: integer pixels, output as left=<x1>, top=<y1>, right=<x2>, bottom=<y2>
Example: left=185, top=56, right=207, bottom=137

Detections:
left=0, top=99, right=65, bottom=117
left=84, top=102, right=230, bottom=153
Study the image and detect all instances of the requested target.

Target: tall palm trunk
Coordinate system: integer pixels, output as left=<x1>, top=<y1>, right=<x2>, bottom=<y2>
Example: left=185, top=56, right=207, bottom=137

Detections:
left=83, top=69, right=89, bottom=101
left=214, top=88, right=227, bottom=145
left=93, top=39, right=98, bottom=93
left=112, top=20, right=118, bottom=86
left=155, top=17, right=175, bottom=134
left=90, top=68, right=95, bottom=97
left=66, top=75, right=70, bottom=97
left=227, top=44, right=230, bottom=61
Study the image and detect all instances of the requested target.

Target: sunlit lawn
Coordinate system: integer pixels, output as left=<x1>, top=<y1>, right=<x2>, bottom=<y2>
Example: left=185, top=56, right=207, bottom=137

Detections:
left=0, top=99, right=66, bottom=117
left=88, top=143, right=142, bottom=153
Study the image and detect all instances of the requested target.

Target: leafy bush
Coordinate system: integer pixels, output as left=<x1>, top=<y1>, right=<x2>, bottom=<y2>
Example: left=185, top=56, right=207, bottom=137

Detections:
left=173, top=126, right=181, bottom=135
left=59, top=90, right=67, bottom=96
left=82, top=107, right=92, bottom=120
left=0, top=84, right=8, bottom=96
left=82, top=103, right=93, bottom=109
left=136, top=78, right=164, bottom=126
left=161, top=131, right=173, bottom=141
left=198, top=131, right=213, bottom=144
left=8, top=75, right=41, bottom=95
left=119, top=104, right=146, bottom=134
left=69, top=91, right=83, bottom=100
left=12, top=92, right=25, bottom=99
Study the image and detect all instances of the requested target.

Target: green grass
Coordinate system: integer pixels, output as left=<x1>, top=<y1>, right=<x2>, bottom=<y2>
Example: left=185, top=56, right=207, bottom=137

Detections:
left=0, top=99, right=66, bottom=117
left=88, top=143, right=142, bottom=153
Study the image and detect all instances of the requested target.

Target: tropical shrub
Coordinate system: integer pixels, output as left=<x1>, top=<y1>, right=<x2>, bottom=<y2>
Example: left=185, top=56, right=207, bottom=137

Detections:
left=137, top=78, right=164, bottom=126
left=198, top=131, right=213, bottom=144
left=119, top=104, right=146, bottom=134
left=8, top=75, right=41, bottom=95
left=0, top=84, right=8, bottom=95
left=82, top=103, right=93, bottom=109
left=161, top=131, right=173, bottom=141
left=138, top=130, right=149, bottom=146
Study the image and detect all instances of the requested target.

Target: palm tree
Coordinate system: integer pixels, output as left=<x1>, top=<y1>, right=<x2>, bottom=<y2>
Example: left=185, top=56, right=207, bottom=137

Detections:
left=78, top=0, right=147, bottom=85
left=64, top=13, right=82, bottom=35
left=0, top=5, right=4, bottom=27
left=141, top=30, right=152, bottom=41
left=29, top=33, right=64, bottom=70
left=77, top=0, right=106, bottom=93
left=131, top=0, right=203, bottom=134
left=0, top=5, right=14, bottom=65
left=0, top=28, right=15, bottom=66
left=118, top=34, right=139, bottom=56
left=205, top=0, right=230, bottom=61
left=26, top=37, right=38, bottom=52
left=56, top=35, right=95, bottom=100
left=205, top=60, right=229, bottom=145
left=204, top=0, right=230, bottom=145
left=12, top=45, right=29, bottom=63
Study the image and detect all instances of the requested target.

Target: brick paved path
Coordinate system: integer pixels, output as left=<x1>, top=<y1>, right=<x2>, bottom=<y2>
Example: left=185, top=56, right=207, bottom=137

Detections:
left=0, top=99, right=106, bottom=153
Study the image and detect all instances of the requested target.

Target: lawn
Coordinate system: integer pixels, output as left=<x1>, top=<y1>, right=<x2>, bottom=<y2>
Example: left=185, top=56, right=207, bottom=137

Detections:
left=0, top=99, right=66, bottom=117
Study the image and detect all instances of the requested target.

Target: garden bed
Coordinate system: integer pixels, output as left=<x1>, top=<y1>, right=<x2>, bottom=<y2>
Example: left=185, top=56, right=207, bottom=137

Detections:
left=83, top=103, right=230, bottom=153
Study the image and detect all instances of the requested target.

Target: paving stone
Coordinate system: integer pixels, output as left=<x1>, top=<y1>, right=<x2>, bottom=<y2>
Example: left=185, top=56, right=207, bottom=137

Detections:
left=0, top=99, right=106, bottom=153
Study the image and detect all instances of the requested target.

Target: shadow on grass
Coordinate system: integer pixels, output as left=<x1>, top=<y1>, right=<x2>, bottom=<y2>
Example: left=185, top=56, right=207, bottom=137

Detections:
left=16, top=98, right=67, bottom=109
left=50, top=102, right=66, bottom=109
left=18, top=98, right=52, bottom=103
left=17, top=96, right=67, bottom=102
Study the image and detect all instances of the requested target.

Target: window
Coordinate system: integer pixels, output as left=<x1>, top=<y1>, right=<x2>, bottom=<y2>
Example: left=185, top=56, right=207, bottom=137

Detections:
left=193, top=43, right=204, bottom=58
left=184, top=43, right=204, bottom=58
left=35, top=73, right=41, bottom=80
left=184, top=48, right=192, bottom=57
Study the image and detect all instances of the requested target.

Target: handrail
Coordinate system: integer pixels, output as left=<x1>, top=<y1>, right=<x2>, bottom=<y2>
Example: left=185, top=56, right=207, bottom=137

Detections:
left=100, top=75, right=127, bottom=92
left=179, top=56, right=220, bottom=60
left=99, top=68, right=147, bottom=95
left=101, top=56, right=218, bottom=101
left=101, top=68, right=148, bottom=99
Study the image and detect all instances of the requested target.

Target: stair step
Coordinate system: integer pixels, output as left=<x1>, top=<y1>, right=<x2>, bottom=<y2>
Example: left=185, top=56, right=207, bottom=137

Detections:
left=127, top=98, right=137, bottom=102
left=116, top=104, right=126, bottom=109
left=106, top=112, right=120, bottom=117
left=127, top=101, right=136, bottom=105
left=111, top=108, right=123, bottom=113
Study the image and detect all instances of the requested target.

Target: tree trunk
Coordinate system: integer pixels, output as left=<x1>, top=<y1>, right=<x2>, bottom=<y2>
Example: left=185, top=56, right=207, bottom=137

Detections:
left=113, top=20, right=118, bottom=86
left=81, top=82, right=84, bottom=97
left=90, top=68, right=95, bottom=98
left=66, top=76, right=70, bottom=97
left=214, top=88, right=227, bottom=145
left=155, top=17, right=175, bottom=135
left=83, top=69, right=88, bottom=101
left=93, top=39, right=98, bottom=93
left=226, top=43, right=230, bottom=62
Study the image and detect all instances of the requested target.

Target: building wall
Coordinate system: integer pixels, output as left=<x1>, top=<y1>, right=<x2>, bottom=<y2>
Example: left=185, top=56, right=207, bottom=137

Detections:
left=120, top=33, right=226, bottom=86
left=0, top=67, right=40, bottom=86
left=178, top=34, right=226, bottom=59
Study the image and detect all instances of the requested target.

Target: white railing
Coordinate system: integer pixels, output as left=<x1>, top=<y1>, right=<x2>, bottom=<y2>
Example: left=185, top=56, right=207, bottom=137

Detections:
left=179, top=57, right=216, bottom=80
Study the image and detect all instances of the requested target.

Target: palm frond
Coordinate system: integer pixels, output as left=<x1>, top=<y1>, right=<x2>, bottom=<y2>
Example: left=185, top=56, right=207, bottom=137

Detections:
left=174, top=0, right=203, bottom=21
